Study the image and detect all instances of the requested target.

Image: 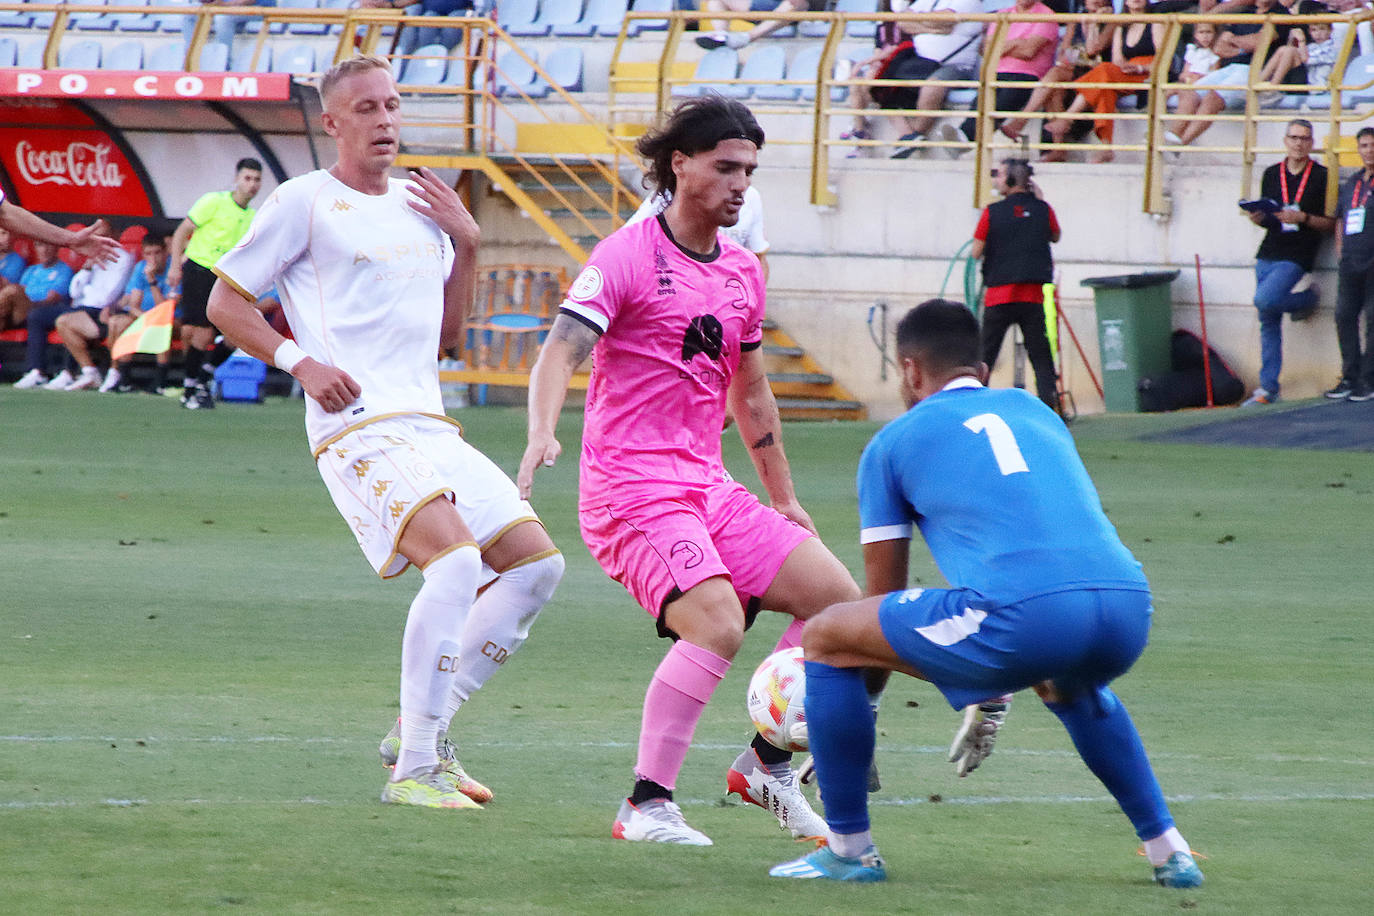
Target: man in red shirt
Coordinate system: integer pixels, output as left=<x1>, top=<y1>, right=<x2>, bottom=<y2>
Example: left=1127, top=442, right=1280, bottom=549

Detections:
left=971, top=158, right=1061, bottom=412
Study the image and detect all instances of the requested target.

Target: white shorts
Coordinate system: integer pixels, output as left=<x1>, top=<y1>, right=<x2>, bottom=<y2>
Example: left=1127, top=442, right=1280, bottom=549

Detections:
left=315, top=413, right=538, bottom=578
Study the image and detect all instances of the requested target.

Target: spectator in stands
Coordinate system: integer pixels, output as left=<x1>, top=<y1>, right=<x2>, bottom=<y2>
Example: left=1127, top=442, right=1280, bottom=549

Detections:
left=1042, top=0, right=1163, bottom=163
left=57, top=234, right=160, bottom=393
left=0, top=227, right=26, bottom=293
left=1258, top=19, right=1337, bottom=94
left=8, top=241, right=77, bottom=389
left=1326, top=126, right=1374, bottom=402
left=971, top=158, right=1061, bottom=411
left=182, top=0, right=279, bottom=55
left=876, top=0, right=985, bottom=160
left=839, top=5, right=909, bottom=157
left=169, top=157, right=263, bottom=409
left=1168, top=0, right=1290, bottom=149
left=45, top=225, right=137, bottom=391
left=949, top=0, right=1060, bottom=152
left=999, top=0, right=1117, bottom=145
left=360, top=0, right=479, bottom=54
left=695, top=0, right=821, bottom=51
left=1240, top=119, right=1333, bottom=406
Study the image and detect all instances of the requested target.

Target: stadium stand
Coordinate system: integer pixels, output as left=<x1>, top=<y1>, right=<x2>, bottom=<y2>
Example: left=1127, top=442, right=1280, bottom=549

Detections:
left=271, top=42, right=319, bottom=74
left=59, top=39, right=104, bottom=70
left=399, top=42, right=451, bottom=85
left=543, top=44, right=585, bottom=93
left=673, top=46, right=739, bottom=97
left=626, top=0, right=671, bottom=36
left=728, top=44, right=787, bottom=100
left=0, top=35, right=15, bottom=66
left=553, top=0, right=627, bottom=38
left=101, top=39, right=145, bottom=69
left=500, top=0, right=546, bottom=36
left=109, top=0, right=160, bottom=35
left=494, top=48, right=550, bottom=98
left=231, top=42, right=274, bottom=73
left=530, top=0, right=584, bottom=35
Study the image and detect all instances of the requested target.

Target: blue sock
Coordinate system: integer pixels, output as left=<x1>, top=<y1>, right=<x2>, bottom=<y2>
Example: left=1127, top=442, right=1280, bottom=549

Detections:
left=1045, top=687, right=1174, bottom=840
left=804, top=661, right=873, bottom=835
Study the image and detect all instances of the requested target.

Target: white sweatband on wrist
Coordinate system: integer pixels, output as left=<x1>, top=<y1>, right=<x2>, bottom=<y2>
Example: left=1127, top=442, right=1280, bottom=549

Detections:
left=273, top=340, right=307, bottom=372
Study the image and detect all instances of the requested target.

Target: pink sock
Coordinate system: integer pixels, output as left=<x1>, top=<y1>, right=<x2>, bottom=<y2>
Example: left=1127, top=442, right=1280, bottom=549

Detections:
left=635, top=641, right=731, bottom=790
left=773, top=617, right=805, bottom=652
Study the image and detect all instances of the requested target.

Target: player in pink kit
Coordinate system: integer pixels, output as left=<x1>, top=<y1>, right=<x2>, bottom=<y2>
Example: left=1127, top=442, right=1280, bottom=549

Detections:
left=519, top=97, right=861, bottom=846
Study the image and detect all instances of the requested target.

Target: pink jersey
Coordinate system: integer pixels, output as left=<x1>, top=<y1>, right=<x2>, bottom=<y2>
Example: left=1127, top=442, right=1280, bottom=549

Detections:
left=560, top=214, right=766, bottom=505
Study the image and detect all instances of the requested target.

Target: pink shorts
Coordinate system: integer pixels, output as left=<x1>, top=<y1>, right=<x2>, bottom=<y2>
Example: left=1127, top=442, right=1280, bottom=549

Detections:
left=579, top=480, right=812, bottom=632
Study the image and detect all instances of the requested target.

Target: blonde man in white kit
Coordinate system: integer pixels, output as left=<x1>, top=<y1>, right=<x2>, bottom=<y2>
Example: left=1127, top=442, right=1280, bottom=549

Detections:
left=206, top=56, right=564, bottom=810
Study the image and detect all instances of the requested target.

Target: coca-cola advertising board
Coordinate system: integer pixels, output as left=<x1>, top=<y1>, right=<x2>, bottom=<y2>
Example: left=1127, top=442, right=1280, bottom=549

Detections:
left=0, top=126, right=152, bottom=217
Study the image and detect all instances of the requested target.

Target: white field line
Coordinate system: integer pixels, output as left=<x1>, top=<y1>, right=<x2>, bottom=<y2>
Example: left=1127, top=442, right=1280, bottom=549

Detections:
left=2, top=735, right=1371, bottom=768
left=4, top=792, right=1372, bottom=811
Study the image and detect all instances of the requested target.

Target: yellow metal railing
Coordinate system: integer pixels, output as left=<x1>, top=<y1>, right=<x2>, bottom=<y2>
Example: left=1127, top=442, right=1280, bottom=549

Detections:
left=605, top=10, right=1374, bottom=212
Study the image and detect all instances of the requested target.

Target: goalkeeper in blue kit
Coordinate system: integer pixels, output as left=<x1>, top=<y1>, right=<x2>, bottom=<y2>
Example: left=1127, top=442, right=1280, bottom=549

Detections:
left=770, top=299, right=1203, bottom=889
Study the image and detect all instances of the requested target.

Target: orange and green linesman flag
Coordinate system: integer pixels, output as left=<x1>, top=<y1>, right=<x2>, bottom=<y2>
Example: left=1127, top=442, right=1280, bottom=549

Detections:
left=110, top=300, right=175, bottom=361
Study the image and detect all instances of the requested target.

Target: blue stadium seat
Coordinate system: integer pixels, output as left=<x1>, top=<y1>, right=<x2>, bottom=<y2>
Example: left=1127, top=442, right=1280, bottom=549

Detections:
left=785, top=44, right=844, bottom=102
left=271, top=43, right=317, bottom=74
left=147, top=41, right=188, bottom=72
left=281, top=0, right=330, bottom=35
left=231, top=43, right=273, bottom=73
left=500, top=0, right=547, bottom=36
left=16, top=39, right=45, bottom=69
left=0, top=9, right=34, bottom=30
left=59, top=39, right=103, bottom=69
left=101, top=40, right=145, bottom=69
left=71, top=0, right=118, bottom=33
left=544, top=44, right=584, bottom=92
left=0, top=36, right=16, bottom=67
left=673, top=46, right=738, bottom=97
left=531, top=0, right=584, bottom=34
left=730, top=43, right=786, bottom=99
left=110, top=0, right=159, bottom=34
left=626, top=0, right=671, bottom=36
left=839, top=0, right=877, bottom=39
left=552, top=0, right=626, bottom=37
left=1340, top=53, right=1374, bottom=105
left=188, top=41, right=230, bottom=70
left=400, top=43, right=450, bottom=86
left=494, top=48, right=549, bottom=98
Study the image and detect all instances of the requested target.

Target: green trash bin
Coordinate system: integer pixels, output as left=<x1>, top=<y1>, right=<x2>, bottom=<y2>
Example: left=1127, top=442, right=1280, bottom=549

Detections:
left=1081, top=270, right=1180, bottom=412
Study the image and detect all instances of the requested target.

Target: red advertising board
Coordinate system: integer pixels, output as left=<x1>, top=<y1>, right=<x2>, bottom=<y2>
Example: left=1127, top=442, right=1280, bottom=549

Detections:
left=0, top=70, right=293, bottom=102
left=0, top=126, right=153, bottom=217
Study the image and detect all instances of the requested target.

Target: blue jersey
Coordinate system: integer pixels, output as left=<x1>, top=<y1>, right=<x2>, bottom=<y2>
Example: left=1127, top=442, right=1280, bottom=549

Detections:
left=0, top=250, right=25, bottom=284
left=122, top=258, right=173, bottom=312
left=20, top=261, right=75, bottom=305
left=858, top=380, right=1148, bottom=602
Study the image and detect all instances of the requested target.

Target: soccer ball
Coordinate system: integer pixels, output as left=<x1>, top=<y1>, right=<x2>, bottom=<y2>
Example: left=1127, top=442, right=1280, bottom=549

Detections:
left=746, top=647, right=808, bottom=752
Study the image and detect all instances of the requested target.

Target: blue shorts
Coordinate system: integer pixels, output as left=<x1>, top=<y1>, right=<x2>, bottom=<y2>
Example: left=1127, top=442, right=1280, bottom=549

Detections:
left=877, top=586, right=1153, bottom=710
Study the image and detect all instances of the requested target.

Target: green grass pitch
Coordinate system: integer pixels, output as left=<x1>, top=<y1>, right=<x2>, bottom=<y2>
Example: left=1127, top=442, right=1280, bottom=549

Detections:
left=1, top=389, right=1370, bottom=914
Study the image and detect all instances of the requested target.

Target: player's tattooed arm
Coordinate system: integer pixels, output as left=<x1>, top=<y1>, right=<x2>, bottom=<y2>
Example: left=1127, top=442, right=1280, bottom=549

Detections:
left=729, top=349, right=818, bottom=535
left=546, top=312, right=599, bottom=367
left=518, top=313, right=601, bottom=498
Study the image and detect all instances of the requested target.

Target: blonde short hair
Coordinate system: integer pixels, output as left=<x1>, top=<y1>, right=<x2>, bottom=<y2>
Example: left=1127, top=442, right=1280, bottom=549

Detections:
left=319, top=55, right=393, bottom=109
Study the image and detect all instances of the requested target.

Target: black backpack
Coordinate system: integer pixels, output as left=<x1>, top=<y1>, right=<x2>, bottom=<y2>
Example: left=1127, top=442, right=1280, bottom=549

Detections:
left=1137, top=330, right=1246, bottom=412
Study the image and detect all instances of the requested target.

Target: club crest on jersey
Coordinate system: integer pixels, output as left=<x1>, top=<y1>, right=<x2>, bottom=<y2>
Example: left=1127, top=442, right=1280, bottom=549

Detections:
left=682, top=315, right=724, bottom=362
left=568, top=265, right=603, bottom=301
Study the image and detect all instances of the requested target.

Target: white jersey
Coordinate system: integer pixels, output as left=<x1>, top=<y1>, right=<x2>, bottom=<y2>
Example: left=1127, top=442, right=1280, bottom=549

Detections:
left=215, top=169, right=456, bottom=451
left=625, top=185, right=768, bottom=254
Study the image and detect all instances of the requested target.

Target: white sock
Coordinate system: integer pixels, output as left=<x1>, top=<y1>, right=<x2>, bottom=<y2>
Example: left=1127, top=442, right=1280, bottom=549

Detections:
left=1142, top=826, right=1190, bottom=866
left=394, top=544, right=482, bottom=779
left=442, top=551, right=563, bottom=728
left=829, top=830, right=874, bottom=859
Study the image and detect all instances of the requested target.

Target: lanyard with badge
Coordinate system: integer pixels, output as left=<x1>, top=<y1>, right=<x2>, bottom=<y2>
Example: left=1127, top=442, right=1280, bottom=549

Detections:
left=1279, top=160, right=1312, bottom=233
left=1346, top=175, right=1370, bottom=236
